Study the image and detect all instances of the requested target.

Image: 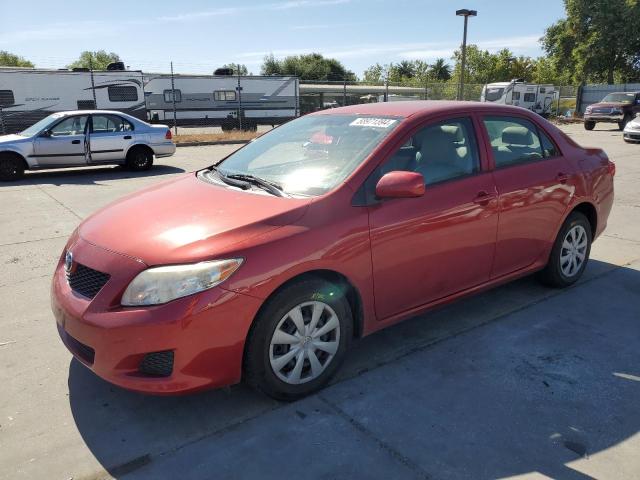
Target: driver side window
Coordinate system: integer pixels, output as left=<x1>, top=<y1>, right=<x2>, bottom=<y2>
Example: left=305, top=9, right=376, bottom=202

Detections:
left=377, top=117, right=480, bottom=186
left=50, top=116, right=88, bottom=136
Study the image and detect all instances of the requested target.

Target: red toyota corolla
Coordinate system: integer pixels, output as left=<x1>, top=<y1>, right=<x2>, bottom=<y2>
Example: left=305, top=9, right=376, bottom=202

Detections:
left=52, top=101, right=614, bottom=400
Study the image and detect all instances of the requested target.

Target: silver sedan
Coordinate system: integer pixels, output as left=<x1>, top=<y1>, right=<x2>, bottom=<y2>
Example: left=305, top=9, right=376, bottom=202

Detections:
left=0, top=110, right=176, bottom=181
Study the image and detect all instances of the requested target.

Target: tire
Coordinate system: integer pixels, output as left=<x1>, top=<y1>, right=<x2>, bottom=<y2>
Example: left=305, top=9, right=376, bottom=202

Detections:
left=244, top=278, right=353, bottom=401
left=0, top=153, right=26, bottom=181
left=242, top=122, right=258, bottom=132
left=619, top=114, right=631, bottom=131
left=537, top=211, right=592, bottom=288
left=584, top=121, right=595, bottom=131
left=126, top=146, right=153, bottom=171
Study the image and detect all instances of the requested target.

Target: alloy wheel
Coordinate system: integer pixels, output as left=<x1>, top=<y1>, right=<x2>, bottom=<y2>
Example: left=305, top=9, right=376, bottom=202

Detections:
left=269, top=301, right=340, bottom=385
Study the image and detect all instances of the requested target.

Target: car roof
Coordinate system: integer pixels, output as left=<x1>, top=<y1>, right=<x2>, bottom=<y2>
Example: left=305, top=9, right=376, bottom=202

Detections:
left=55, top=109, right=137, bottom=116
left=311, top=100, right=536, bottom=119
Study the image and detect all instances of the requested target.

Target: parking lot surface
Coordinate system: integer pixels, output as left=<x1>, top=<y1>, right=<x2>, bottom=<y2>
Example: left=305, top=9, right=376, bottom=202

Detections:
left=1, top=124, right=639, bottom=480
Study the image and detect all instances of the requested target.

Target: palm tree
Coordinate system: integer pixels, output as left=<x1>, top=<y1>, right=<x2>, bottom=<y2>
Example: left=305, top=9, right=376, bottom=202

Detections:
left=430, top=58, right=452, bottom=81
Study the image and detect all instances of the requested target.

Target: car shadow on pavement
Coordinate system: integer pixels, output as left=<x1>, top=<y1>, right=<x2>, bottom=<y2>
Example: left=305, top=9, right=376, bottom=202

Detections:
left=68, top=260, right=640, bottom=479
left=1, top=164, right=185, bottom=187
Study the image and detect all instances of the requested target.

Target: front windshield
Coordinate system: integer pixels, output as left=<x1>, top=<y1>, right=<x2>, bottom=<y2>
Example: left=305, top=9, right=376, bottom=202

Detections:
left=484, top=87, right=505, bottom=102
left=216, top=114, right=401, bottom=196
left=19, top=113, right=64, bottom=137
left=601, top=93, right=635, bottom=104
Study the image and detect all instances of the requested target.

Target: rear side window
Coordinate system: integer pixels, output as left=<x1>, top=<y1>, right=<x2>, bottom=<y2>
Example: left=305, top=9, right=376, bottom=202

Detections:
left=539, top=130, right=559, bottom=157
left=91, top=114, right=134, bottom=133
left=108, top=85, right=138, bottom=102
left=0, top=90, right=15, bottom=107
left=483, top=116, right=544, bottom=168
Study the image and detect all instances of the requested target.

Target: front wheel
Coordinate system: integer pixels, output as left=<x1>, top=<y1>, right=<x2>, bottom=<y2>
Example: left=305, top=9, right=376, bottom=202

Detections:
left=0, top=153, right=26, bottom=181
left=244, top=279, right=352, bottom=400
left=538, top=212, right=592, bottom=288
left=584, top=121, right=595, bottom=131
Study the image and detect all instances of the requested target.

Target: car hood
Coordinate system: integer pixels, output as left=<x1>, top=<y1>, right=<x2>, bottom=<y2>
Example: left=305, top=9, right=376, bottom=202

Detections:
left=78, top=173, right=313, bottom=266
left=0, top=134, right=30, bottom=144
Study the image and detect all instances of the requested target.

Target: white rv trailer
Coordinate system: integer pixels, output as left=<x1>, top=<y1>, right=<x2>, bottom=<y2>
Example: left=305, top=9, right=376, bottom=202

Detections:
left=481, top=79, right=558, bottom=117
left=143, top=74, right=299, bottom=130
left=0, top=68, right=145, bottom=133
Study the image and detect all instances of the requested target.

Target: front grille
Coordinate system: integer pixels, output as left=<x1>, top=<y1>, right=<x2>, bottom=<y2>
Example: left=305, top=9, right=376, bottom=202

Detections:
left=139, top=351, right=174, bottom=377
left=67, top=263, right=110, bottom=299
left=57, top=323, right=95, bottom=364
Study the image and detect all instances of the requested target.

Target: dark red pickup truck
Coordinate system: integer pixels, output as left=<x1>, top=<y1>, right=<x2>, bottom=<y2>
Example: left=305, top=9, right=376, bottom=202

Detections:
left=584, top=91, right=640, bottom=130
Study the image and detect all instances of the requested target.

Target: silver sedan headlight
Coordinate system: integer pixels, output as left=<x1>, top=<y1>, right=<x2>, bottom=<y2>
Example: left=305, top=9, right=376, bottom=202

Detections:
left=121, top=259, right=243, bottom=306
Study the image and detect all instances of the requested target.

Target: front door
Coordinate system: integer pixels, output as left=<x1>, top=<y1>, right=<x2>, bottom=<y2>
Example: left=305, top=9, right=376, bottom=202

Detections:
left=89, top=114, right=135, bottom=163
left=368, top=116, right=499, bottom=320
left=33, top=115, right=89, bottom=166
left=481, top=115, right=573, bottom=278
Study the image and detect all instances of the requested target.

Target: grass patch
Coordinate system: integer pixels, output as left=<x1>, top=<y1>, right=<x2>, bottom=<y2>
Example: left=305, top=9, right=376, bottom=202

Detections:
left=174, top=131, right=259, bottom=144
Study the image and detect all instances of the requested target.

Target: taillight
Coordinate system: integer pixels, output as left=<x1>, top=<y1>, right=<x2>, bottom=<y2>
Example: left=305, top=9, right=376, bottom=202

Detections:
left=165, top=129, right=172, bottom=140
left=608, top=160, right=616, bottom=177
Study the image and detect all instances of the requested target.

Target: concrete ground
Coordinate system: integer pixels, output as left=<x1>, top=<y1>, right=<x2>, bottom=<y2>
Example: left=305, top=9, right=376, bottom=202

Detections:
left=0, top=123, right=638, bottom=480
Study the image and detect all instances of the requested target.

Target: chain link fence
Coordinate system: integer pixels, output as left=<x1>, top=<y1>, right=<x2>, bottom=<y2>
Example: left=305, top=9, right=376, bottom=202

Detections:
left=0, top=66, right=580, bottom=137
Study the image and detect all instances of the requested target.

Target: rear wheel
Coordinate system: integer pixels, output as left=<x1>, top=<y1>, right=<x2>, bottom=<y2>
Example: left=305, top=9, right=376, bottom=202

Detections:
left=619, top=114, right=631, bottom=131
left=126, top=146, right=153, bottom=171
left=244, top=279, right=352, bottom=401
left=538, top=211, right=592, bottom=288
left=584, top=121, right=595, bottom=131
left=0, top=153, right=26, bottom=181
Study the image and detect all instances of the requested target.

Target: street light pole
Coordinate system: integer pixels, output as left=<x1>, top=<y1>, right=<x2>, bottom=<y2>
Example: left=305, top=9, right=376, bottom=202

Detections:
left=456, top=8, right=477, bottom=101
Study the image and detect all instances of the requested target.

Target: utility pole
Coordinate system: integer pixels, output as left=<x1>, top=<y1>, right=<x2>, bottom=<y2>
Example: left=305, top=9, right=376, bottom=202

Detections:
left=456, top=9, right=477, bottom=101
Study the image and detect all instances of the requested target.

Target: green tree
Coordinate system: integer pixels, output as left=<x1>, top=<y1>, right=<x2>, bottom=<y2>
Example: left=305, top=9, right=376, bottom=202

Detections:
left=542, top=0, right=640, bottom=84
left=362, top=63, right=386, bottom=83
left=0, top=50, right=34, bottom=67
left=222, top=63, right=249, bottom=75
left=260, top=53, right=356, bottom=81
left=429, top=58, right=452, bottom=81
left=67, top=51, right=121, bottom=70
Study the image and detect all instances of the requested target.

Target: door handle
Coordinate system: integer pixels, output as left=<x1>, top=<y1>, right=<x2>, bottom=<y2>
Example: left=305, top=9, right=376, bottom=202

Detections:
left=123, top=135, right=132, bottom=139
left=71, top=139, right=81, bottom=144
left=556, top=172, right=569, bottom=184
left=473, top=191, right=497, bottom=205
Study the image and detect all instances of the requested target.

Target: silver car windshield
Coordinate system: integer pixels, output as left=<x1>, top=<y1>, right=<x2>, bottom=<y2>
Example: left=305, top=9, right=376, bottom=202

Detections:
left=216, top=114, right=401, bottom=196
left=19, top=113, right=65, bottom=137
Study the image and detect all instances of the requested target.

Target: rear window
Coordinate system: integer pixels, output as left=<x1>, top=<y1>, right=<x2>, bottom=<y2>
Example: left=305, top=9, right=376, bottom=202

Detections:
left=0, top=90, right=15, bottom=107
left=108, top=85, right=138, bottom=102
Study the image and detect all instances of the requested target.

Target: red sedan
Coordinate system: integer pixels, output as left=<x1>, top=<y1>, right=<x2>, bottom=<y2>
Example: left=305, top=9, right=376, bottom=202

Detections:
left=52, top=101, right=615, bottom=400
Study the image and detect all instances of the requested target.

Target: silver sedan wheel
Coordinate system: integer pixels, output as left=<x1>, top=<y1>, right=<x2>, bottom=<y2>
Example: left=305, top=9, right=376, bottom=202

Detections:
left=560, top=225, right=588, bottom=277
left=269, top=301, right=340, bottom=385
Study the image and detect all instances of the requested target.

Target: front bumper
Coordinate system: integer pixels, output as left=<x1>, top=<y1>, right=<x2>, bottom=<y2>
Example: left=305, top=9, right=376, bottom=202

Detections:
left=623, top=129, right=640, bottom=142
left=584, top=113, right=624, bottom=123
left=51, top=236, right=262, bottom=394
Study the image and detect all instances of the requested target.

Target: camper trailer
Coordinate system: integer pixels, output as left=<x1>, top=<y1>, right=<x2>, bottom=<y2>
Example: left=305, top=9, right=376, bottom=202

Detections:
left=144, top=74, right=299, bottom=130
left=481, top=79, right=557, bottom=117
left=0, top=68, right=145, bottom=134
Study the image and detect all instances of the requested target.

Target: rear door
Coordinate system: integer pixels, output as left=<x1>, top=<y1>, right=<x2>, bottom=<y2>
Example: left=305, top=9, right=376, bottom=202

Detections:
left=33, top=115, right=89, bottom=166
left=368, top=115, right=499, bottom=319
left=89, top=114, right=135, bottom=163
left=481, top=115, right=572, bottom=278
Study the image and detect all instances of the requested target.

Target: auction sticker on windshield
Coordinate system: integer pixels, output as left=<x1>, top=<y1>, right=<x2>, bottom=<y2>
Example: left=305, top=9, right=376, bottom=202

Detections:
left=349, top=118, right=397, bottom=128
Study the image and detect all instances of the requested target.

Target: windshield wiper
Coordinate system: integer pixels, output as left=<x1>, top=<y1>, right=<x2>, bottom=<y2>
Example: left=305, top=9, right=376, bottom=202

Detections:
left=205, top=166, right=252, bottom=190
left=226, top=173, right=287, bottom=197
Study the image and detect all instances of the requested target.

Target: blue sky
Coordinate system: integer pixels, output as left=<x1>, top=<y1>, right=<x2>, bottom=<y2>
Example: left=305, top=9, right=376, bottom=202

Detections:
left=1, top=0, right=566, bottom=76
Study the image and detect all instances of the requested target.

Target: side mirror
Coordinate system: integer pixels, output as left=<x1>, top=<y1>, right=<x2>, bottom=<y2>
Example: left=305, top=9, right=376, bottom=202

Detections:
left=375, top=171, right=425, bottom=199
left=40, top=130, right=52, bottom=138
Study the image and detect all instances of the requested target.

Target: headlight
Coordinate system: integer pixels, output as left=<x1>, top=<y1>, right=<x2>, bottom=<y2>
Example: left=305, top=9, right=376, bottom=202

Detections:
left=612, top=108, right=622, bottom=114
left=585, top=106, right=592, bottom=113
left=121, top=258, right=243, bottom=306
